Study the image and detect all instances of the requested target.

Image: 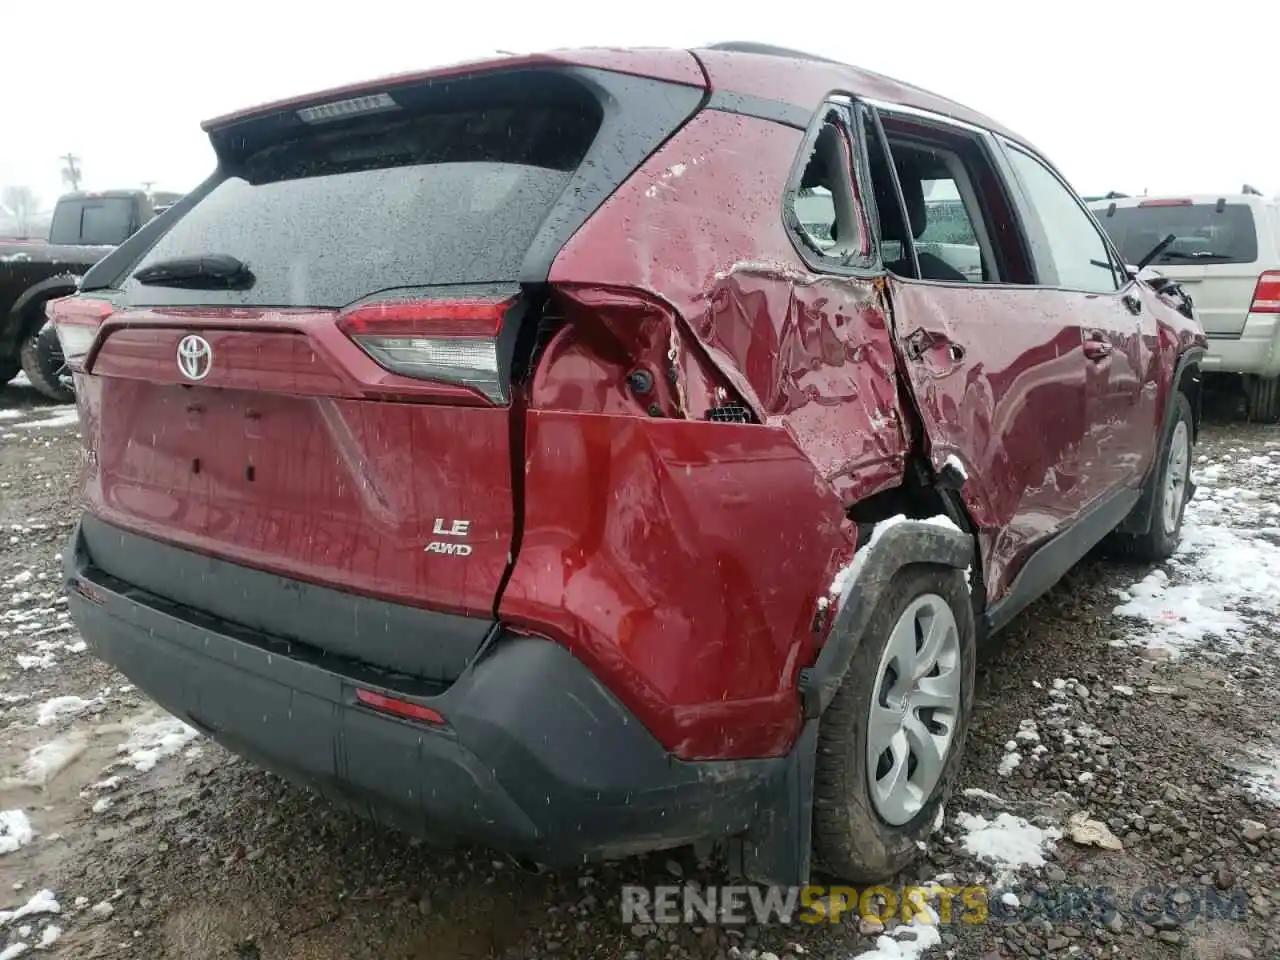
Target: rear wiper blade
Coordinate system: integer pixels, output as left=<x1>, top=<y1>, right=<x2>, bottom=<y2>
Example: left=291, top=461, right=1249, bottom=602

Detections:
left=1156, top=250, right=1233, bottom=261
left=134, top=254, right=255, bottom=290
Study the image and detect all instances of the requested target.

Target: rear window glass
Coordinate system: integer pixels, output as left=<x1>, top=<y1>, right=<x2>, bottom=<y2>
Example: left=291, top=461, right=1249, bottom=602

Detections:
left=49, top=198, right=134, bottom=246
left=124, top=102, right=600, bottom=308
left=1094, top=202, right=1259, bottom=265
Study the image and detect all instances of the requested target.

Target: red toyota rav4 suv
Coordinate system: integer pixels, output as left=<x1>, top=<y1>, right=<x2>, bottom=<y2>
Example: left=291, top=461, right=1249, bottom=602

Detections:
left=55, top=42, right=1205, bottom=885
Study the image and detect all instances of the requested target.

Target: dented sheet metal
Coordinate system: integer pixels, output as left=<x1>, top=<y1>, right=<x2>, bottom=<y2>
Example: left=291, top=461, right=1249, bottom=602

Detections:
left=549, top=110, right=910, bottom=507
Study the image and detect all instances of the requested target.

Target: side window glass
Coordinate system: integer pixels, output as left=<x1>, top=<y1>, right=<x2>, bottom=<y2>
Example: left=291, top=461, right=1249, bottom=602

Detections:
left=861, top=114, right=998, bottom=285
left=787, top=107, right=870, bottom=267
left=1005, top=146, right=1119, bottom=293
left=915, top=179, right=983, bottom=282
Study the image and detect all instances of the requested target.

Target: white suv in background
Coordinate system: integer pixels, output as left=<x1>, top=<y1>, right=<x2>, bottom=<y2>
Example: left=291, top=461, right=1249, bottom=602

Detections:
left=1091, top=192, right=1280, bottom=421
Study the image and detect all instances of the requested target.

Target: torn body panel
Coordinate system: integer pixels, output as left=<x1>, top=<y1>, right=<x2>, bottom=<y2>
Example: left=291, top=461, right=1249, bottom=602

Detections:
left=498, top=413, right=855, bottom=761
left=518, top=110, right=924, bottom=760
left=548, top=109, right=911, bottom=506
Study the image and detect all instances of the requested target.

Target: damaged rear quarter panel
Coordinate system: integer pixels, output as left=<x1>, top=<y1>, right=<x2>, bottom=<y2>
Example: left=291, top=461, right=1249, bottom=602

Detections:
left=500, top=109, right=915, bottom=760
left=499, top=415, right=853, bottom=760
left=549, top=109, right=911, bottom=502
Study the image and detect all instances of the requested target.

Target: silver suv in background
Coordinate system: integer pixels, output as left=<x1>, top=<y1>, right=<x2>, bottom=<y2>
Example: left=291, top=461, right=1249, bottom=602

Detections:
left=1091, top=192, right=1280, bottom=421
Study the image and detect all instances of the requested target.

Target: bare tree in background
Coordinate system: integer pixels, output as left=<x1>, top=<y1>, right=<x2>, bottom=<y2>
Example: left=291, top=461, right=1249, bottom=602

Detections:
left=60, top=153, right=82, bottom=192
left=1, top=185, right=41, bottom=236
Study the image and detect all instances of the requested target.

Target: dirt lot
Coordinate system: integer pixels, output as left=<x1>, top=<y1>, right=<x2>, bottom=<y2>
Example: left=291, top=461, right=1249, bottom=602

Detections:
left=1, top=377, right=1277, bottom=960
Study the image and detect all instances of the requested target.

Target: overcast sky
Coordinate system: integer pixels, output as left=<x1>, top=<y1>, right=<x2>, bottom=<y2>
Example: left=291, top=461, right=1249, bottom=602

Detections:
left=3, top=0, right=1275, bottom=209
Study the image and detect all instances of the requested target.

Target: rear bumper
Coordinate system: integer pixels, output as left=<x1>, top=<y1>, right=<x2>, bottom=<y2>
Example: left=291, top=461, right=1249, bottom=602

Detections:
left=63, top=518, right=788, bottom=863
left=1203, top=312, right=1280, bottom=377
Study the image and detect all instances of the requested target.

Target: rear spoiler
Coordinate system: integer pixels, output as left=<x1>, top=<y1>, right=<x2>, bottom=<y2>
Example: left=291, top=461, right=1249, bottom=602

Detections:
left=82, top=61, right=707, bottom=294
left=200, top=50, right=705, bottom=133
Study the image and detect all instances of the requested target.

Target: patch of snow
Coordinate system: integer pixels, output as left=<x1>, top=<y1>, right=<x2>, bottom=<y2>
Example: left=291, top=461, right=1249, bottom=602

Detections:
left=1241, top=747, right=1280, bottom=807
left=90, top=797, right=113, bottom=815
left=34, top=696, right=93, bottom=727
left=1113, top=474, right=1280, bottom=655
left=850, top=891, right=941, bottom=960
left=829, top=513, right=966, bottom=610
left=37, top=925, right=59, bottom=949
left=13, top=407, right=77, bottom=431
left=9, top=736, right=86, bottom=788
left=997, top=744, right=1022, bottom=777
left=0, top=811, right=34, bottom=855
left=961, top=787, right=1004, bottom=803
left=955, top=812, right=1061, bottom=881
left=0, top=943, right=29, bottom=959
left=942, top=453, right=968, bottom=482
left=0, top=889, right=59, bottom=925
left=115, top=712, right=200, bottom=773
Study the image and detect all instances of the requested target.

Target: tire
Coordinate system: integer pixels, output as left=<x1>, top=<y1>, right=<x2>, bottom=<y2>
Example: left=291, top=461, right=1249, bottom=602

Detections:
left=1244, top=374, right=1280, bottom=424
left=0, top=354, right=18, bottom=386
left=1108, top=392, right=1193, bottom=562
left=19, top=321, right=74, bottom=403
left=813, top=564, right=976, bottom=882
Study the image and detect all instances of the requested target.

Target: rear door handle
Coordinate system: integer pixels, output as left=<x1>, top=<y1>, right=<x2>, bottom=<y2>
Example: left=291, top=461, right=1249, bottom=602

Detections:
left=1083, top=335, right=1112, bottom=361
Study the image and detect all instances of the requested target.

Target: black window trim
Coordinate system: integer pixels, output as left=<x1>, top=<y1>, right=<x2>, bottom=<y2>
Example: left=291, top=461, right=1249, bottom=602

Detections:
left=993, top=136, right=1132, bottom=294
left=780, top=93, right=880, bottom=278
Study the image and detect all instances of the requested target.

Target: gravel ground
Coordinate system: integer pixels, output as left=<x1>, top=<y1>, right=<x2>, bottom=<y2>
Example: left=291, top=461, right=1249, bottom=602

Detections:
left=0, top=378, right=1276, bottom=960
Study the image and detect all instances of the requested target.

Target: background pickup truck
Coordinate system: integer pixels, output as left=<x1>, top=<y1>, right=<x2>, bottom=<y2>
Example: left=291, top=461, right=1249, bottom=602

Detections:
left=0, top=189, right=180, bottom=401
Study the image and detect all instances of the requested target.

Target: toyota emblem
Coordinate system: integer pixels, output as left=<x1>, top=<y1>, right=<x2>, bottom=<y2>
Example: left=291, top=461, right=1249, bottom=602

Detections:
left=176, top=335, right=213, bottom=381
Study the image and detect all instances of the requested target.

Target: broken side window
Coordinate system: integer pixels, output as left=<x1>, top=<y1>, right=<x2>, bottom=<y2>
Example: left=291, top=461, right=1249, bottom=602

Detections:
left=786, top=105, right=871, bottom=267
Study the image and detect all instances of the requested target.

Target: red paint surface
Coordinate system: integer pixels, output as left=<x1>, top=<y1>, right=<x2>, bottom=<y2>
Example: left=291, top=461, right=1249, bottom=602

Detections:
left=70, top=48, right=1209, bottom=768
left=549, top=110, right=912, bottom=504
left=89, top=308, right=494, bottom=405
left=886, top=276, right=1202, bottom=602
left=79, top=312, right=514, bottom=619
left=691, top=48, right=1029, bottom=147
left=500, top=414, right=853, bottom=759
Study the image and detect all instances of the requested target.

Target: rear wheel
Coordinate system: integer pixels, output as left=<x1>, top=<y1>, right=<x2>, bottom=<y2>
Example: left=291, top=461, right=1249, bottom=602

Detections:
left=1244, top=374, right=1280, bottom=423
left=19, top=322, right=74, bottom=403
left=813, top=565, right=975, bottom=881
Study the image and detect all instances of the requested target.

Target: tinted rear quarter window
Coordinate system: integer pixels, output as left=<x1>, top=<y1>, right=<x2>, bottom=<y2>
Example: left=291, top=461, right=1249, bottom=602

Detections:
left=1096, top=203, right=1259, bottom=265
left=124, top=101, right=601, bottom=309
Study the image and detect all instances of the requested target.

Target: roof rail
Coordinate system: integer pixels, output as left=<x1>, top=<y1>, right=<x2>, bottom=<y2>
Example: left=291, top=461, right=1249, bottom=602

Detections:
left=704, top=41, right=839, bottom=64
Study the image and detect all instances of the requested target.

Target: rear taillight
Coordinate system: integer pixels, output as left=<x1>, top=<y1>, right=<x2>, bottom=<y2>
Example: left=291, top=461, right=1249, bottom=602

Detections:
left=46, top=296, right=114, bottom=370
left=1250, top=271, right=1280, bottom=314
left=337, top=297, right=515, bottom=402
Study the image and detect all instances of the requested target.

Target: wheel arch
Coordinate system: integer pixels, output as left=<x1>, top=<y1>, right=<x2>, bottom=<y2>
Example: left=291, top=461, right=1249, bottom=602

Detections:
left=799, top=518, right=974, bottom=721
left=2, top=274, right=82, bottom=354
